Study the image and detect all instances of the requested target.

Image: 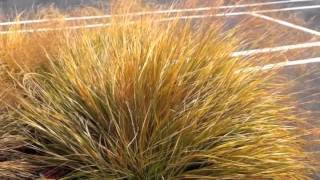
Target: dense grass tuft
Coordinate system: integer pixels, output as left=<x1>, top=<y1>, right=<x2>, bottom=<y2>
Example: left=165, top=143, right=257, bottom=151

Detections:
left=0, top=1, right=317, bottom=179
left=10, top=16, right=313, bottom=179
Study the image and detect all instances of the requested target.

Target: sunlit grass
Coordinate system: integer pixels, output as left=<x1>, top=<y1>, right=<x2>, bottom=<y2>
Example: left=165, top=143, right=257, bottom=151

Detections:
left=0, top=1, right=318, bottom=179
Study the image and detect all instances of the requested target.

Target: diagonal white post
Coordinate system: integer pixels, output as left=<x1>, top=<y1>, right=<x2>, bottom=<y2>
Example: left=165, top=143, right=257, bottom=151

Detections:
left=239, top=57, right=320, bottom=73
left=249, top=13, right=320, bottom=36
left=0, top=0, right=317, bottom=27
left=232, top=41, right=320, bottom=57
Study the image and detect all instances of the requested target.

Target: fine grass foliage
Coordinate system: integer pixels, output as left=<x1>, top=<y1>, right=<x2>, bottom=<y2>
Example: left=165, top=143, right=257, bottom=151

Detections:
left=16, top=17, right=315, bottom=180
left=0, top=1, right=317, bottom=179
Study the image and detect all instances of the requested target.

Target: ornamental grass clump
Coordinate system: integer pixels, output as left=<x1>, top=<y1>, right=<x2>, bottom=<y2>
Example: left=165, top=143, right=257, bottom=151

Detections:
left=10, top=13, right=315, bottom=179
left=0, top=1, right=317, bottom=179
